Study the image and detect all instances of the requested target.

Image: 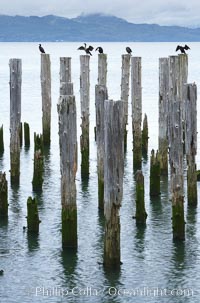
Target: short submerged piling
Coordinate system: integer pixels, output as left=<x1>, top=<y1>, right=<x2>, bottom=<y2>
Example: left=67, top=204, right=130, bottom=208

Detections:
left=80, top=55, right=90, bottom=177
left=9, top=58, right=22, bottom=183
left=41, top=53, right=51, bottom=146
left=150, top=149, right=160, bottom=196
left=95, top=85, right=108, bottom=210
left=184, top=83, right=197, bottom=205
left=24, top=122, right=30, bottom=147
left=121, top=54, right=131, bottom=151
left=58, top=95, right=78, bottom=248
left=32, top=133, right=44, bottom=191
left=135, top=170, right=147, bottom=224
left=27, top=196, right=40, bottom=233
left=0, top=172, right=8, bottom=217
left=104, top=99, right=124, bottom=269
left=142, top=114, right=148, bottom=155
left=131, top=57, right=142, bottom=169
left=159, top=58, right=169, bottom=175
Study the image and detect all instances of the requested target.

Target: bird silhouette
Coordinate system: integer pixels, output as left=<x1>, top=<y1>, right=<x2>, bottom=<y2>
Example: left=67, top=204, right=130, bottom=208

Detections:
left=95, top=46, right=104, bottom=54
left=126, top=47, right=132, bottom=54
left=176, top=44, right=190, bottom=54
left=39, top=44, right=45, bottom=53
left=78, top=43, right=94, bottom=56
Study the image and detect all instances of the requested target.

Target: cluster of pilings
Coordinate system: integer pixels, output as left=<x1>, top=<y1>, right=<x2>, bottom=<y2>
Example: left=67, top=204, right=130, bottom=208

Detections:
left=0, top=51, right=199, bottom=269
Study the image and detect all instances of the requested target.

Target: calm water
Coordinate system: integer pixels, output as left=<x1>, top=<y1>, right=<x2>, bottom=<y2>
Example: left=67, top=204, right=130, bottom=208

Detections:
left=0, top=42, right=200, bottom=302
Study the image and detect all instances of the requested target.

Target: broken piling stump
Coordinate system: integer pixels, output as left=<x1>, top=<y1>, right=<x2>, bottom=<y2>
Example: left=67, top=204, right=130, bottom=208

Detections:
left=24, top=122, right=30, bottom=147
left=150, top=149, right=160, bottom=196
left=0, top=125, right=4, bottom=155
left=142, top=113, right=148, bottom=155
left=135, top=170, right=147, bottom=224
left=32, top=133, right=44, bottom=191
left=0, top=172, right=8, bottom=217
left=27, top=196, right=40, bottom=233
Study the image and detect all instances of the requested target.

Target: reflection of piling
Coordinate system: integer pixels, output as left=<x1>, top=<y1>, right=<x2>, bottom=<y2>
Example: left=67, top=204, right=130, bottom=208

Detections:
left=9, top=58, right=22, bottom=183
left=150, top=149, right=160, bottom=196
left=24, top=122, right=30, bottom=147
left=32, top=133, right=44, bottom=191
left=131, top=57, right=142, bottom=169
left=27, top=197, right=40, bottom=233
left=0, top=125, right=4, bottom=155
left=135, top=170, right=147, bottom=224
left=168, top=56, right=185, bottom=240
left=159, top=58, right=169, bottom=175
left=41, top=54, right=51, bottom=146
left=0, top=172, right=8, bottom=217
left=95, top=85, right=108, bottom=210
left=121, top=54, right=131, bottom=151
left=58, top=95, right=77, bottom=248
left=142, top=114, right=148, bottom=155
left=104, top=100, right=124, bottom=269
left=80, top=55, right=90, bottom=177
left=184, top=83, right=197, bottom=205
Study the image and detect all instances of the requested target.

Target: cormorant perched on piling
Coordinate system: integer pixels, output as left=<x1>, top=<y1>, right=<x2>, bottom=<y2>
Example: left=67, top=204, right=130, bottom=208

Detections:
left=176, top=44, right=190, bottom=54
left=77, top=43, right=94, bottom=56
left=126, top=47, right=132, bottom=54
left=39, top=44, right=45, bottom=53
left=95, top=46, right=104, bottom=54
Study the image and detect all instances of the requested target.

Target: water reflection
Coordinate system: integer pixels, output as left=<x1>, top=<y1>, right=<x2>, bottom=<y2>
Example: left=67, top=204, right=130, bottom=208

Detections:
left=103, top=267, right=122, bottom=303
left=27, top=232, right=40, bottom=252
left=134, top=224, right=146, bottom=255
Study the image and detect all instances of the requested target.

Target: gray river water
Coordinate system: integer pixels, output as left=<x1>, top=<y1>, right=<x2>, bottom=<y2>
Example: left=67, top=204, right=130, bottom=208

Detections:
left=0, top=42, right=200, bottom=302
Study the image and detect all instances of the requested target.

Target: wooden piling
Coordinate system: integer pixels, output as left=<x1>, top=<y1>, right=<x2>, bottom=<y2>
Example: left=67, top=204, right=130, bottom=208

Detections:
left=142, top=114, right=148, bottom=155
left=168, top=56, right=185, bottom=240
left=150, top=149, right=160, bottom=196
left=104, top=99, right=124, bottom=269
left=60, top=57, right=73, bottom=95
left=32, top=133, right=44, bottom=191
left=0, top=125, right=4, bottom=155
left=159, top=58, right=169, bottom=175
left=184, top=83, right=197, bottom=205
left=135, top=170, right=147, bottom=224
left=9, top=58, right=22, bottom=182
left=95, top=85, right=108, bottom=210
left=24, top=122, right=30, bottom=147
left=41, top=54, right=51, bottom=146
left=57, top=95, right=77, bottom=248
left=27, top=196, right=40, bottom=233
left=98, top=53, right=107, bottom=86
left=80, top=55, right=90, bottom=176
left=0, top=172, right=8, bottom=217
left=121, top=54, right=131, bottom=151
left=19, top=122, right=23, bottom=147
left=131, top=57, right=142, bottom=169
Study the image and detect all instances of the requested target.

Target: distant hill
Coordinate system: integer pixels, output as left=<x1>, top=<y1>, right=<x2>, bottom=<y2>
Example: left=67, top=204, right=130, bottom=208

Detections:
left=0, top=13, right=200, bottom=42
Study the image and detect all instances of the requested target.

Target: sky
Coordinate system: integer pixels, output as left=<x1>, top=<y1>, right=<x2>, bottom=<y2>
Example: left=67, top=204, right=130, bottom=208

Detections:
left=0, top=0, right=199, bottom=27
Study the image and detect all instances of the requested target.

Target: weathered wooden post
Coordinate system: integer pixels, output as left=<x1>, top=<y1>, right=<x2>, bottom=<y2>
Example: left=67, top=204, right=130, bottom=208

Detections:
left=0, top=125, right=4, bottom=155
left=95, top=85, right=108, bottom=210
left=150, top=149, right=160, bottom=196
left=32, top=133, right=44, bottom=191
left=27, top=196, right=40, bottom=233
left=19, top=122, right=23, bottom=147
left=58, top=95, right=77, bottom=248
left=104, top=99, right=124, bottom=269
left=98, top=53, right=107, bottom=86
left=184, top=83, right=197, bottom=205
left=142, top=114, right=148, bottom=155
left=121, top=54, right=131, bottom=151
left=80, top=55, right=90, bottom=176
left=168, top=56, right=185, bottom=240
left=0, top=172, right=8, bottom=217
left=159, top=58, right=169, bottom=175
left=9, top=58, right=22, bottom=183
left=41, top=53, right=51, bottom=146
left=24, top=122, right=30, bottom=147
left=135, top=170, right=147, bottom=224
left=60, top=57, right=73, bottom=96
left=131, top=57, right=142, bottom=169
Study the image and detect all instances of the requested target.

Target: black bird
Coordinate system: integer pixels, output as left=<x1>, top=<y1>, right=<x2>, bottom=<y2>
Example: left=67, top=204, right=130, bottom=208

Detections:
left=77, top=43, right=94, bottom=56
left=39, top=44, right=45, bottom=53
left=176, top=44, right=190, bottom=54
left=126, top=46, right=132, bottom=54
left=95, top=46, right=104, bottom=54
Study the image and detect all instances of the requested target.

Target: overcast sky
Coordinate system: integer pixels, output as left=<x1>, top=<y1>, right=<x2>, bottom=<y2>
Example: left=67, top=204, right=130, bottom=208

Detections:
left=0, top=0, right=199, bottom=27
